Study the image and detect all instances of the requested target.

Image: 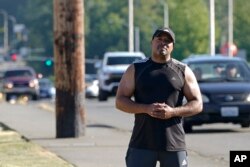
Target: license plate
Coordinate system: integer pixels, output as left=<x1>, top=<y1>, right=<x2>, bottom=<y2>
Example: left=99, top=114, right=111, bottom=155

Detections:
left=221, top=107, right=239, bottom=117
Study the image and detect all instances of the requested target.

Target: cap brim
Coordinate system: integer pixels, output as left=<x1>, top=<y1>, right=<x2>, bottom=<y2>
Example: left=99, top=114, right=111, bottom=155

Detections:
left=153, top=29, right=175, bottom=43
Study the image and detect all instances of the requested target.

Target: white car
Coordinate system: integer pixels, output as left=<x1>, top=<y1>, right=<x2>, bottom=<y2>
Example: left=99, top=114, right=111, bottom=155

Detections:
left=38, top=78, right=55, bottom=99
left=85, top=74, right=99, bottom=98
left=97, top=51, right=146, bottom=101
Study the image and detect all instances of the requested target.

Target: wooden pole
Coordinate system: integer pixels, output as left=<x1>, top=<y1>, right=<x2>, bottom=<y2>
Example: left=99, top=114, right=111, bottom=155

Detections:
left=53, top=0, right=85, bottom=138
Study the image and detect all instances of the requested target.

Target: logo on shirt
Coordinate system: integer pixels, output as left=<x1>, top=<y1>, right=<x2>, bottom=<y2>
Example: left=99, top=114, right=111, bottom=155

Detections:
left=171, top=77, right=176, bottom=81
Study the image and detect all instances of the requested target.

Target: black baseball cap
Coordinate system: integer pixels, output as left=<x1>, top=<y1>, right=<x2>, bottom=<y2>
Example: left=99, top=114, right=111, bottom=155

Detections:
left=152, top=27, right=175, bottom=43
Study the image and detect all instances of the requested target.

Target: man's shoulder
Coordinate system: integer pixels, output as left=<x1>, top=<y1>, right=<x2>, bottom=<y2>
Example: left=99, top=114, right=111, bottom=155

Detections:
left=172, top=58, right=185, bottom=66
left=171, top=58, right=186, bottom=71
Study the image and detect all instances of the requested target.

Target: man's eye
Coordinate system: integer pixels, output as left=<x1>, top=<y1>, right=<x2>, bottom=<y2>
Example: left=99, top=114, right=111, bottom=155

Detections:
left=164, top=39, right=172, bottom=43
left=157, top=38, right=172, bottom=43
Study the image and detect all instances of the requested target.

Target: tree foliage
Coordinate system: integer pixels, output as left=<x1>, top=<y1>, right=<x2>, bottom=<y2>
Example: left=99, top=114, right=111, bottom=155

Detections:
left=168, top=0, right=210, bottom=60
left=18, top=0, right=53, bottom=56
left=234, top=0, right=250, bottom=60
left=85, top=0, right=128, bottom=58
left=0, top=0, right=249, bottom=61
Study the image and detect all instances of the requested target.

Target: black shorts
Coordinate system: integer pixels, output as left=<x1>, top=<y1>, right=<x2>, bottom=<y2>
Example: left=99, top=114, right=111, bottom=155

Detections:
left=126, top=147, right=188, bottom=167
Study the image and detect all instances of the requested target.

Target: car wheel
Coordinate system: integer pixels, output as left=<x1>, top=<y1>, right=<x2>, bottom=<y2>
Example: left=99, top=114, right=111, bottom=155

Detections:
left=241, top=122, right=250, bottom=128
left=32, top=94, right=39, bottom=101
left=98, top=89, right=108, bottom=101
left=5, top=94, right=11, bottom=101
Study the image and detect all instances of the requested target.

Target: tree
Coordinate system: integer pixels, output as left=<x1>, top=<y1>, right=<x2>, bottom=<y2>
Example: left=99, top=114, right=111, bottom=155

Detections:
left=234, top=0, right=250, bottom=60
left=18, top=0, right=54, bottom=56
left=85, top=0, right=128, bottom=58
left=6, top=0, right=248, bottom=61
left=168, top=0, right=211, bottom=60
left=134, top=0, right=163, bottom=56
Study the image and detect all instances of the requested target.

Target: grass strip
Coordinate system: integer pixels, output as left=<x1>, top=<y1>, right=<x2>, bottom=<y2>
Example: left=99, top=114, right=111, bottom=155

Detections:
left=0, top=130, right=74, bottom=167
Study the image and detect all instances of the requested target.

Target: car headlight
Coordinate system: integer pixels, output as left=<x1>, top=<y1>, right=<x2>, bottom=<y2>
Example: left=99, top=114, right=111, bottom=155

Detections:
left=246, top=94, right=250, bottom=102
left=50, top=87, right=56, bottom=94
left=4, top=82, right=13, bottom=89
left=29, top=79, right=39, bottom=88
left=202, top=94, right=209, bottom=103
left=93, top=80, right=99, bottom=85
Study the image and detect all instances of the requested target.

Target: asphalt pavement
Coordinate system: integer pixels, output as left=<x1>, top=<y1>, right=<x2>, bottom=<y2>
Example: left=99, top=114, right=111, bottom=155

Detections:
left=0, top=99, right=228, bottom=167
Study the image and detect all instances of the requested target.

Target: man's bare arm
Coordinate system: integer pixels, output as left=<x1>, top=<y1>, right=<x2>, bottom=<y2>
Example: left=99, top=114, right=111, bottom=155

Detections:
left=173, top=65, right=203, bottom=117
left=115, top=64, right=151, bottom=114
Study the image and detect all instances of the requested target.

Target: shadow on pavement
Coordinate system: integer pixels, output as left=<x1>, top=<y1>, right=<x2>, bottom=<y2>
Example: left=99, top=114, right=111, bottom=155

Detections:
left=87, top=123, right=116, bottom=129
left=188, top=128, right=241, bottom=134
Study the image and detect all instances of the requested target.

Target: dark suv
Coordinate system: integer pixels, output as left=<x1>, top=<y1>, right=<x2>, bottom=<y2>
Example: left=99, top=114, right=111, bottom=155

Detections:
left=0, top=67, right=40, bottom=101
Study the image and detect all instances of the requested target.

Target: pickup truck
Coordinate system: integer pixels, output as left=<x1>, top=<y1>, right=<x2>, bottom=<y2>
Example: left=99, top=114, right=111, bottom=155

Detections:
left=97, top=51, right=146, bottom=101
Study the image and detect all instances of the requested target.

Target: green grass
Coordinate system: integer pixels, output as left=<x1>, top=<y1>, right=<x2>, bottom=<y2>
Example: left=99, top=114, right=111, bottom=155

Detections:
left=0, top=129, right=74, bottom=167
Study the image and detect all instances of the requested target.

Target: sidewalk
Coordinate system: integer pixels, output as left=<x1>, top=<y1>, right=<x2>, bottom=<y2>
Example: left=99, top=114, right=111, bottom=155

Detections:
left=0, top=100, right=227, bottom=167
left=0, top=101, right=130, bottom=167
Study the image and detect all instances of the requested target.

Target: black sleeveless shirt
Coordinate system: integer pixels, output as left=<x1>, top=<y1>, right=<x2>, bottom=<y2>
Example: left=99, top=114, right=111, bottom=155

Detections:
left=129, top=57, right=186, bottom=151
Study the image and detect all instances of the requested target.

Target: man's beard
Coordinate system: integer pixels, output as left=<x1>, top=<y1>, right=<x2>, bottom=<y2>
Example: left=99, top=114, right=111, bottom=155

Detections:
left=159, top=48, right=168, bottom=56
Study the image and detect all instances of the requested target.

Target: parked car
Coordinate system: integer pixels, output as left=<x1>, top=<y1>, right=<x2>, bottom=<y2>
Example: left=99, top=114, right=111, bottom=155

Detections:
left=38, top=78, right=55, bottom=99
left=0, top=70, right=4, bottom=100
left=0, top=66, right=40, bottom=101
left=182, top=55, right=250, bottom=132
left=85, top=74, right=99, bottom=98
left=97, top=51, right=146, bottom=101
left=0, top=55, right=4, bottom=64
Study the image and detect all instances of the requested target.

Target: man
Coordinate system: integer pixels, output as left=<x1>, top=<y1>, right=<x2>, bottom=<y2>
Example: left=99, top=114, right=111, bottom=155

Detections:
left=226, top=64, right=238, bottom=78
left=213, top=64, right=224, bottom=76
left=115, top=27, right=203, bottom=167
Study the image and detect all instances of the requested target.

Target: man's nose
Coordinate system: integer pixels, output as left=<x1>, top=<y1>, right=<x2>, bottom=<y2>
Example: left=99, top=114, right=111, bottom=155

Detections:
left=160, top=41, right=168, bottom=47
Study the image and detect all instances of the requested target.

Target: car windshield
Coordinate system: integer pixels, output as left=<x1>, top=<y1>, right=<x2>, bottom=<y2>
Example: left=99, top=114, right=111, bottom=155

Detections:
left=86, top=62, right=97, bottom=75
left=4, top=70, right=33, bottom=78
left=107, top=56, right=143, bottom=65
left=39, top=80, right=52, bottom=87
left=189, top=61, right=250, bottom=82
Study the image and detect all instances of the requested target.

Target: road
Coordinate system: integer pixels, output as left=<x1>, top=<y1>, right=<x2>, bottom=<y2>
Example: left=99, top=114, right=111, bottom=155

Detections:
left=1, top=97, right=250, bottom=167
left=41, top=97, right=250, bottom=166
left=85, top=98, right=250, bottom=165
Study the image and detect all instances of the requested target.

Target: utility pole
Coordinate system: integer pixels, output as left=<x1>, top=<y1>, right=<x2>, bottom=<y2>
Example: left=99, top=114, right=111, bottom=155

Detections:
left=134, top=27, right=140, bottom=52
left=228, top=0, right=233, bottom=57
left=53, top=0, right=85, bottom=138
left=159, top=0, right=169, bottom=27
left=128, top=0, right=134, bottom=52
left=8, top=15, right=17, bottom=49
left=209, top=0, right=215, bottom=56
left=0, top=9, right=9, bottom=55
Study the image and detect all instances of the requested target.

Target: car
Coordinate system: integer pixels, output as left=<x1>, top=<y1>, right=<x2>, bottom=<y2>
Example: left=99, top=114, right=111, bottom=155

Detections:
left=182, top=55, right=250, bottom=132
left=38, top=78, right=55, bottom=99
left=85, top=74, right=99, bottom=98
left=0, top=55, right=4, bottom=64
left=84, top=59, right=100, bottom=98
left=97, top=51, right=146, bottom=101
left=0, top=70, right=4, bottom=100
left=0, top=66, right=40, bottom=101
